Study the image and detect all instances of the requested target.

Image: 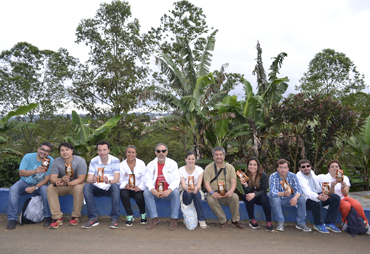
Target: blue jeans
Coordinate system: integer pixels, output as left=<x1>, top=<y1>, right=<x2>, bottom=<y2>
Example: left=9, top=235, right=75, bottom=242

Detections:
left=7, top=180, right=51, bottom=221
left=83, top=183, right=120, bottom=220
left=306, top=193, right=340, bottom=225
left=269, top=194, right=306, bottom=225
left=182, top=191, right=205, bottom=221
left=144, top=188, right=180, bottom=219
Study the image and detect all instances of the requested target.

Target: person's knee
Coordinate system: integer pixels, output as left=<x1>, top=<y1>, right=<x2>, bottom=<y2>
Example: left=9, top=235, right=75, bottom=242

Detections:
left=297, top=196, right=305, bottom=205
left=269, top=195, right=280, bottom=206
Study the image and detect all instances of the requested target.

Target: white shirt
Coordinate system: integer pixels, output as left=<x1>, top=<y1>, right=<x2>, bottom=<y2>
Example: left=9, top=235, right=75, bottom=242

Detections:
left=119, top=158, right=146, bottom=190
left=179, top=165, right=204, bottom=188
left=144, top=157, right=180, bottom=191
left=317, top=173, right=351, bottom=199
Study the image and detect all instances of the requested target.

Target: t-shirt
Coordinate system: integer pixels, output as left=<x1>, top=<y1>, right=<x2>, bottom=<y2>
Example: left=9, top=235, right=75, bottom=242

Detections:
left=204, top=162, right=236, bottom=192
left=155, top=163, right=169, bottom=191
left=89, top=154, right=120, bottom=190
left=19, top=153, right=53, bottom=185
left=318, top=173, right=351, bottom=199
left=304, top=174, right=322, bottom=193
left=179, top=166, right=204, bottom=188
left=50, top=155, right=87, bottom=180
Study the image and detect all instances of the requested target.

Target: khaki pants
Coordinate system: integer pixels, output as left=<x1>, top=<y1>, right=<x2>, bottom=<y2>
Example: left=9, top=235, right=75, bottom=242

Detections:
left=207, top=193, right=240, bottom=223
left=47, top=183, right=85, bottom=219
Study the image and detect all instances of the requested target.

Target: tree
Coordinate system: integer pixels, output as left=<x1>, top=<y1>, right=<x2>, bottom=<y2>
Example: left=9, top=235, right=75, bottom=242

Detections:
left=296, top=48, right=366, bottom=98
left=341, top=92, right=370, bottom=119
left=72, top=0, right=153, bottom=120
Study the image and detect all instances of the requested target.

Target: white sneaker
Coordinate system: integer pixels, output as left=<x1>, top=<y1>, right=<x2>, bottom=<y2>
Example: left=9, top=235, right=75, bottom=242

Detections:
left=199, top=221, right=207, bottom=229
left=367, top=224, right=370, bottom=235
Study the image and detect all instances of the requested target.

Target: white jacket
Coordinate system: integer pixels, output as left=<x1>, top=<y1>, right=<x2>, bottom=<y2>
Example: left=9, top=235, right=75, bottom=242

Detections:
left=119, top=158, right=146, bottom=191
left=144, top=157, right=180, bottom=191
left=296, top=170, right=321, bottom=202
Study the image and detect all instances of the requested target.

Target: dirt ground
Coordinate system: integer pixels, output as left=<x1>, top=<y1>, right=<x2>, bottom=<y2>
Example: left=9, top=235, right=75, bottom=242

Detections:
left=0, top=215, right=368, bottom=254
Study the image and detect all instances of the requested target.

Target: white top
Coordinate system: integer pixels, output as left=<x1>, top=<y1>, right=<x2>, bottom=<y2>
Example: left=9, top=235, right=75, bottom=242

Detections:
left=89, top=154, right=120, bottom=190
left=179, top=165, right=204, bottom=188
left=296, top=170, right=321, bottom=202
left=119, top=158, right=146, bottom=191
left=317, top=173, right=351, bottom=199
left=144, top=157, right=180, bottom=191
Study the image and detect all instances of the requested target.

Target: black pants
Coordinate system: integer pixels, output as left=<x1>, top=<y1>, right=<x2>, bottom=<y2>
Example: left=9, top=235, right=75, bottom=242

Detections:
left=120, top=189, right=146, bottom=215
left=306, top=193, right=340, bottom=225
left=242, top=193, right=272, bottom=222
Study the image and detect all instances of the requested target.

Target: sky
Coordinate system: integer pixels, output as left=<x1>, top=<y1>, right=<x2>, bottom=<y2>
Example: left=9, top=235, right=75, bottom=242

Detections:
left=1, top=0, right=369, bottom=105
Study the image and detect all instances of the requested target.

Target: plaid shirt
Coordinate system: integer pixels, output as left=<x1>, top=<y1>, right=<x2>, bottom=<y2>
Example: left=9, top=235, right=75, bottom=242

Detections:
left=269, top=171, right=302, bottom=197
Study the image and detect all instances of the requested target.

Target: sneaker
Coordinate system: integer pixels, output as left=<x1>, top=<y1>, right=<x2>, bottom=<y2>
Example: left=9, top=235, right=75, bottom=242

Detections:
left=68, top=217, right=80, bottom=226
left=296, top=224, right=312, bottom=232
left=43, top=217, right=52, bottom=227
left=314, top=224, right=329, bottom=233
left=140, top=213, right=147, bottom=224
left=276, top=222, right=284, bottom=231
left=366, top=224, right=370, bottom=235
left=199, top=221, right=207, bottom=229
left=110, top=219, right=118, bottom=229
left=266, top=221, right=274, bottom=232
left=125, top=215, right=134, bottom=227
left=325, top=223, right=341, bottom=233
left=81, top=219, right=99, bottom=229
left=341, top=222, right=347, bottom=232
left=249, top=219, right=260, bottom=229
left=49, top=218, right=63, bottom=229
left=6, top=220, right=17, bottom=230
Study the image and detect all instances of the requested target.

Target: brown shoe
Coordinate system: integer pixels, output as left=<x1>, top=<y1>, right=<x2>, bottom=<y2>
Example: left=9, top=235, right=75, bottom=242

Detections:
left=219, top=219, right=228, bottom=229
left=146, top=217, right=160, bottom=229
left=169, top=218, right=178, bottom=231
left=231, top=220, right=246, bottom=229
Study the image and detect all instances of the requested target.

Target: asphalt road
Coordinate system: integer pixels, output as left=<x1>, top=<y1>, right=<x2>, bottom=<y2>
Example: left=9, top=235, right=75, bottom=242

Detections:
left=1, top=216, right=369, bottom=254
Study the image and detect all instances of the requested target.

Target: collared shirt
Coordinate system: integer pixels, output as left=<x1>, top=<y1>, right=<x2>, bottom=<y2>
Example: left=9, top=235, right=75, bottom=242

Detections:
left=269, top=171, right=303, bottom=197
left=89, top=154, right=120, bottom=190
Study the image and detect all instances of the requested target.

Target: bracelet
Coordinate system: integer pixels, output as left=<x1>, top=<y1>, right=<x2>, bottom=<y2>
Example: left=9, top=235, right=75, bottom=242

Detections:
left=210, top=191, right=214, bottom=195
left=65, top=182, right=68, bottom=187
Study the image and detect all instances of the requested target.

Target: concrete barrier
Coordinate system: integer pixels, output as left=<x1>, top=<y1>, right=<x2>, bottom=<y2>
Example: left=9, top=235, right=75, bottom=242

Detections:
left=1, top=188, right=369, bottom=224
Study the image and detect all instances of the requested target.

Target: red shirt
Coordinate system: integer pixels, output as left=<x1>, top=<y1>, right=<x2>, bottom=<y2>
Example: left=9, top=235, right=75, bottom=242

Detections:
left=155, top=162, right=169, bottom=191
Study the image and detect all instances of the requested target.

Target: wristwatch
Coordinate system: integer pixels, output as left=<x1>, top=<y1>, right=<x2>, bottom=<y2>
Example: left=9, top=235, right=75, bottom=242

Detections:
left=35, top=186, right=39, bottom=190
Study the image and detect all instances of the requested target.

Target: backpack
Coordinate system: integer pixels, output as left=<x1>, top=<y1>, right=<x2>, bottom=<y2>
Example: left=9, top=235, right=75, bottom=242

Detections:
left=19, top=196, right=44, bottom=225
left=342, top=206, right=367, bottom=235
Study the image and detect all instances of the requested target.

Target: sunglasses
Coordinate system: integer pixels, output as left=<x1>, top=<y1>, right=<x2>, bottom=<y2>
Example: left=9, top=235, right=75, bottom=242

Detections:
left=300, top=165, right=311, bottom=169
left=156, top=150, right=167, bottom=153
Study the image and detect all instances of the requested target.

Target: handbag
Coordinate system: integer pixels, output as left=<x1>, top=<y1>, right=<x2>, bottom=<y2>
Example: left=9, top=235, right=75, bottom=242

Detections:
left=180, top=191, right=198, bottom=230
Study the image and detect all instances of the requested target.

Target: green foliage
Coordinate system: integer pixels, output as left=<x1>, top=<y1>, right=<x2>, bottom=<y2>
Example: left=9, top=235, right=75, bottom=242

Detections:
left=0, top=156, right=21, bottom=188
left=341, top=92, right=370, bottom=119
left=64, top=111, right=121, bottom=165
left=72, top=0, right=153, bottom=124
left=297, top=48, right=366, bottom=98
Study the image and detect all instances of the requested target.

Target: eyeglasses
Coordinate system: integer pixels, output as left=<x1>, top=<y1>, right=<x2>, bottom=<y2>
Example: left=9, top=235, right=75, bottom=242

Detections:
left=156, top=150, right=167, bottom=153
left=39, top=148, right=51, bottom=154
left=300, top=165, right=311, bottom=169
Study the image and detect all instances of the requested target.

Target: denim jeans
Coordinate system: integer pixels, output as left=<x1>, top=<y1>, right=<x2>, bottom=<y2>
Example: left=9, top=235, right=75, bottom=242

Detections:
left=182, top=191, right=205, bottom=221
left=143, top=188, right=180, bottom=219
left=7, top=180, right=51, bottom=221
left=83, top=183, right=120, bottom=220
left=269, top=194, right=306, bottom=225
left=242, top=193, right=272, bottom=222
left=306, top=193, right=340, bottom=225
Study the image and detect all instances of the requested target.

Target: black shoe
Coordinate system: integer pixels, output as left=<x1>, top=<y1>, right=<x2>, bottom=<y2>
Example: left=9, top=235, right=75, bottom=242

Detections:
left=43, top=217, right=52, bottom=227
left=6, top=220, right=17, bottom=230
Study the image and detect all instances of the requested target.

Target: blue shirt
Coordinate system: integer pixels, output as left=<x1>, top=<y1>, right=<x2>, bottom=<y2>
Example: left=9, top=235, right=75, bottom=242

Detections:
left=268, top=171, right=302, bottom=197
left=19, top=153, right=54, bottom=185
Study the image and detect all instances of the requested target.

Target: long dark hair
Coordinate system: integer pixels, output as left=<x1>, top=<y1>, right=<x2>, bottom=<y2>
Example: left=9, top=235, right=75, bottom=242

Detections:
left=246, top=157, right=263, bottom=190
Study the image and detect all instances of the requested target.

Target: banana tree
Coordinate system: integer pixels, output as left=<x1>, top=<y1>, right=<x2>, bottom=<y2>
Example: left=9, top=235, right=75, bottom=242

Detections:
left=0, top=103, right=38, bottom=156
left=64, top=111, right=121, bottom=165
left=346, top=115, right=370, bottom=190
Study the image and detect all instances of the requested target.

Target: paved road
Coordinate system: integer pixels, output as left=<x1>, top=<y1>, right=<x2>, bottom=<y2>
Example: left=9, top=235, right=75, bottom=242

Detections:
left=1, top=216, right=368, bottom=254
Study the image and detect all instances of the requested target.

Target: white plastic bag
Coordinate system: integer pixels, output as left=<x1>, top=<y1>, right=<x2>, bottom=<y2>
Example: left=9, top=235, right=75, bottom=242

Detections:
left=180, top=191, right=198, bottom=230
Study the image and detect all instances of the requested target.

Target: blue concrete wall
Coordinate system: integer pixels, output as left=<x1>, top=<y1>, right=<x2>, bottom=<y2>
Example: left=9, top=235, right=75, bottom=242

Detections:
left=1, top=188, right=369, bottom=224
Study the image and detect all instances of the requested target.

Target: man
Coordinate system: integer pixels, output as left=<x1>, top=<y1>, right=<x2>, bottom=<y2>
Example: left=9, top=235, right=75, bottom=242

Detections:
left=6, top=142, right=54, bottom=229
left=268, top=159, right=311, bottom=232
left=204, top=147, right=245, bottom=229
left=47, top=142, right=87, bottom=229
left=296, top=159, right=341, bottom=233
left=82, top=140, right=120, bottom=229
left=143, top=143, right=180, bottom=230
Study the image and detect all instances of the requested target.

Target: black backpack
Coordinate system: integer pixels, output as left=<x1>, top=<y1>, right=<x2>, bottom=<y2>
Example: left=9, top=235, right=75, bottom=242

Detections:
left=19, top=196, right=44, bottom=225
left=342, top=206, right=367, bottom=235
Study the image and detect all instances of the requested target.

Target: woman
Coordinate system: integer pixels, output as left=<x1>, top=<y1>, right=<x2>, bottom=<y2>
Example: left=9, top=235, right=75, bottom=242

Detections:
left=119, top=145, right=147, bottom=226
left=318, top=160, right=370, bottom=233
left=241, top=157, right=273, bottom=232
left=179, top=151, right=207, bottom=229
